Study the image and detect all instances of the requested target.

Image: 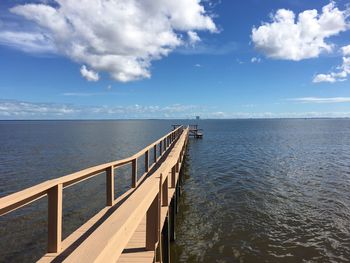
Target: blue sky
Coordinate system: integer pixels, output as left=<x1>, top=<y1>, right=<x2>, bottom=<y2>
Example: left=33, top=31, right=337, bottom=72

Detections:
left=0, top=0, right=350, bottom=119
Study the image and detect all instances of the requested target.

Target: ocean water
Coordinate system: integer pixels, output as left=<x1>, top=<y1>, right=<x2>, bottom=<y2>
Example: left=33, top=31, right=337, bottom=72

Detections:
left=0, top=119, right=350, bottom=262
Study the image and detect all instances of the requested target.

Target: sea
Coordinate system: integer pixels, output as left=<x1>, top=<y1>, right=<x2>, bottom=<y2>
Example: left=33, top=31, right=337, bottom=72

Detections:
left=0, top=119, right=349, bottom=262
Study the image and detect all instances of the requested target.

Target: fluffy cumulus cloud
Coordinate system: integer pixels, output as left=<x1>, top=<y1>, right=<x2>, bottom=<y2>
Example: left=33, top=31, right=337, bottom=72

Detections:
left=6, top=0, right=216, bottom=82
left=251, top=2, right=350, bottom=61
left=313, top=45, right=350, bottom=83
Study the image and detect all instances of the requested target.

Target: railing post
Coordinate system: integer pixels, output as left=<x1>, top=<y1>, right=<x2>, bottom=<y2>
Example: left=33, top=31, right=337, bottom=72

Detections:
left=162, top=175, right=168, bottom=206
left=154, top=145, right=157, bottom=163
left=171, top=166, right=176, bottom=188
left=159, top=141, right=163, bottom=156
left=132, top=159, right=137, bottom=188
left=146, top=175, right=162, bottom=251
left=169, top=198, right=176, bottom=242
left=162, top=214, right=170, bottom=263
left=47, top=184, right=63, bottom=253
left=106, top=166, right=114, bottom=206
left=145, top=150, right=149, bottom=173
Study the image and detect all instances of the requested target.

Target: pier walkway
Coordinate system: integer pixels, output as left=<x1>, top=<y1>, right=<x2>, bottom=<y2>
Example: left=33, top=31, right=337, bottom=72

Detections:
left=0, top=125, right=189, bottom=263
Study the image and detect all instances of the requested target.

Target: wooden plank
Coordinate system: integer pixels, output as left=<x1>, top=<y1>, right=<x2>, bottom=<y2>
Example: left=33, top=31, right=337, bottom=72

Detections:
left=117, top=182, right=177, bottom=263
left=63, top=177, right=160, bottom=262
left=38, top=186, right=139, bottom=263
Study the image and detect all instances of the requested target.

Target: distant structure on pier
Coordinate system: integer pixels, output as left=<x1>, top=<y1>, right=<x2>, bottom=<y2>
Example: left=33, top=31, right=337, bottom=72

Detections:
left=196, top=116, right=200, bottom=120
left=172, top=124, right=203, bottom=139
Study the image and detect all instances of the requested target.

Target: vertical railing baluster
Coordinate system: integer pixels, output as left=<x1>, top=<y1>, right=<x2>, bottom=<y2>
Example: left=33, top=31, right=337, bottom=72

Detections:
left=47, top=184, right=63, bottom=253
left=132, top=159, right=137, bottom=188
left=171, top=166, right=176, bottom=188
left=106, top=166, right=114, bottom=206
left=154, top=144, right=157, bottom=163
left=162, top=175, right=168, bottom=206
left=145, top=150, right=149, bottom=173
left=146, top=174, right=162, bottom=251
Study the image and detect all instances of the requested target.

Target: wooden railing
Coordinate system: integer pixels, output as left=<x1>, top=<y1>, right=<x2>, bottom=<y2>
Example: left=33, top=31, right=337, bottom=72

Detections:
left=64, top=126, right=189, bottom=262
left=0, top=125, right=184, bottom=255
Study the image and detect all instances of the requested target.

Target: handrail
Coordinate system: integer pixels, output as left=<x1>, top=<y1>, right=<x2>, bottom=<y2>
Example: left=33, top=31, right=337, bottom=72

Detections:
left=0, top=125, right=183, bottom=216
left=0, top=125, right=184, bottom=254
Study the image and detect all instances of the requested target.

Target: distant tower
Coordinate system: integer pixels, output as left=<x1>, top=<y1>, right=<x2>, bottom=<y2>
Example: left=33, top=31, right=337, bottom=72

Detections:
left=196, top=116, right=200, bottom=120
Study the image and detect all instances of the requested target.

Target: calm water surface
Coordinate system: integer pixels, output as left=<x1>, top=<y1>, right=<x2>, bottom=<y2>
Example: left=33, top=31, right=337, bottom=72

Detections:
left=1, top=119, right=350, bottom=262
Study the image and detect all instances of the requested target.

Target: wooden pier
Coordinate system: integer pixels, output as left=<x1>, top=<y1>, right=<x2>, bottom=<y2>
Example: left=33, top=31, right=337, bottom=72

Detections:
left=173, top=124, right=203, bottom=138
left=0, top=126, right=189, bottom=263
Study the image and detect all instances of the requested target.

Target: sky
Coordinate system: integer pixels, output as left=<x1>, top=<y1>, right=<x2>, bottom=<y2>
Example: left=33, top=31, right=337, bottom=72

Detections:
left=0, top=0, right=350, bottom=119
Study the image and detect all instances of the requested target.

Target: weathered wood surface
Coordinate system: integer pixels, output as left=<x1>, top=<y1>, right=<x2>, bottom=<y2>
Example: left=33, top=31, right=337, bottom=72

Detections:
left=0, top=125, right=188, bottom=263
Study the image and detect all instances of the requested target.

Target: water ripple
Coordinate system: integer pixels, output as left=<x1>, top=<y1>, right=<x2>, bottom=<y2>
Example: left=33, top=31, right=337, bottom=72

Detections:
left=174, top=119, right=350, bottom=263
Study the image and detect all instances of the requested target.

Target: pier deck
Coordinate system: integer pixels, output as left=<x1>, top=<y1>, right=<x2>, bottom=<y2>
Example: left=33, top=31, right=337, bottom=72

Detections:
left=0, top=126, right=189, bottom=263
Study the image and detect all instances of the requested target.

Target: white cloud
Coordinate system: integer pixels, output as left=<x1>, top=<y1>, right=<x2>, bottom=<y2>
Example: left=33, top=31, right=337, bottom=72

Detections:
left=313, top=73, right=337, bottom=83
left=342, top=56, right=350, bottom=73
left=313, top=46, right=350, bottom=83
left=251, top=57, right=261, bottom=63
left=342, top=45, right=350, bottom=56
left=7, top=0, right=216, bottom=82
left=2, top=99, right=350, bottom=119
left=0, top=99, right=202, bottom=119
left=251, top=2, right=350, bottom=61
left=187, top=31, right=201, bottom=45
left=0, top=31, right=55, bottom=53
left=0, top=100, right=78, bottom=117
left=341, top=45, right=350, bottom=56
left=290, top=97, right=350, bottom=103
left=80, top=65, right=99, bottom=82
